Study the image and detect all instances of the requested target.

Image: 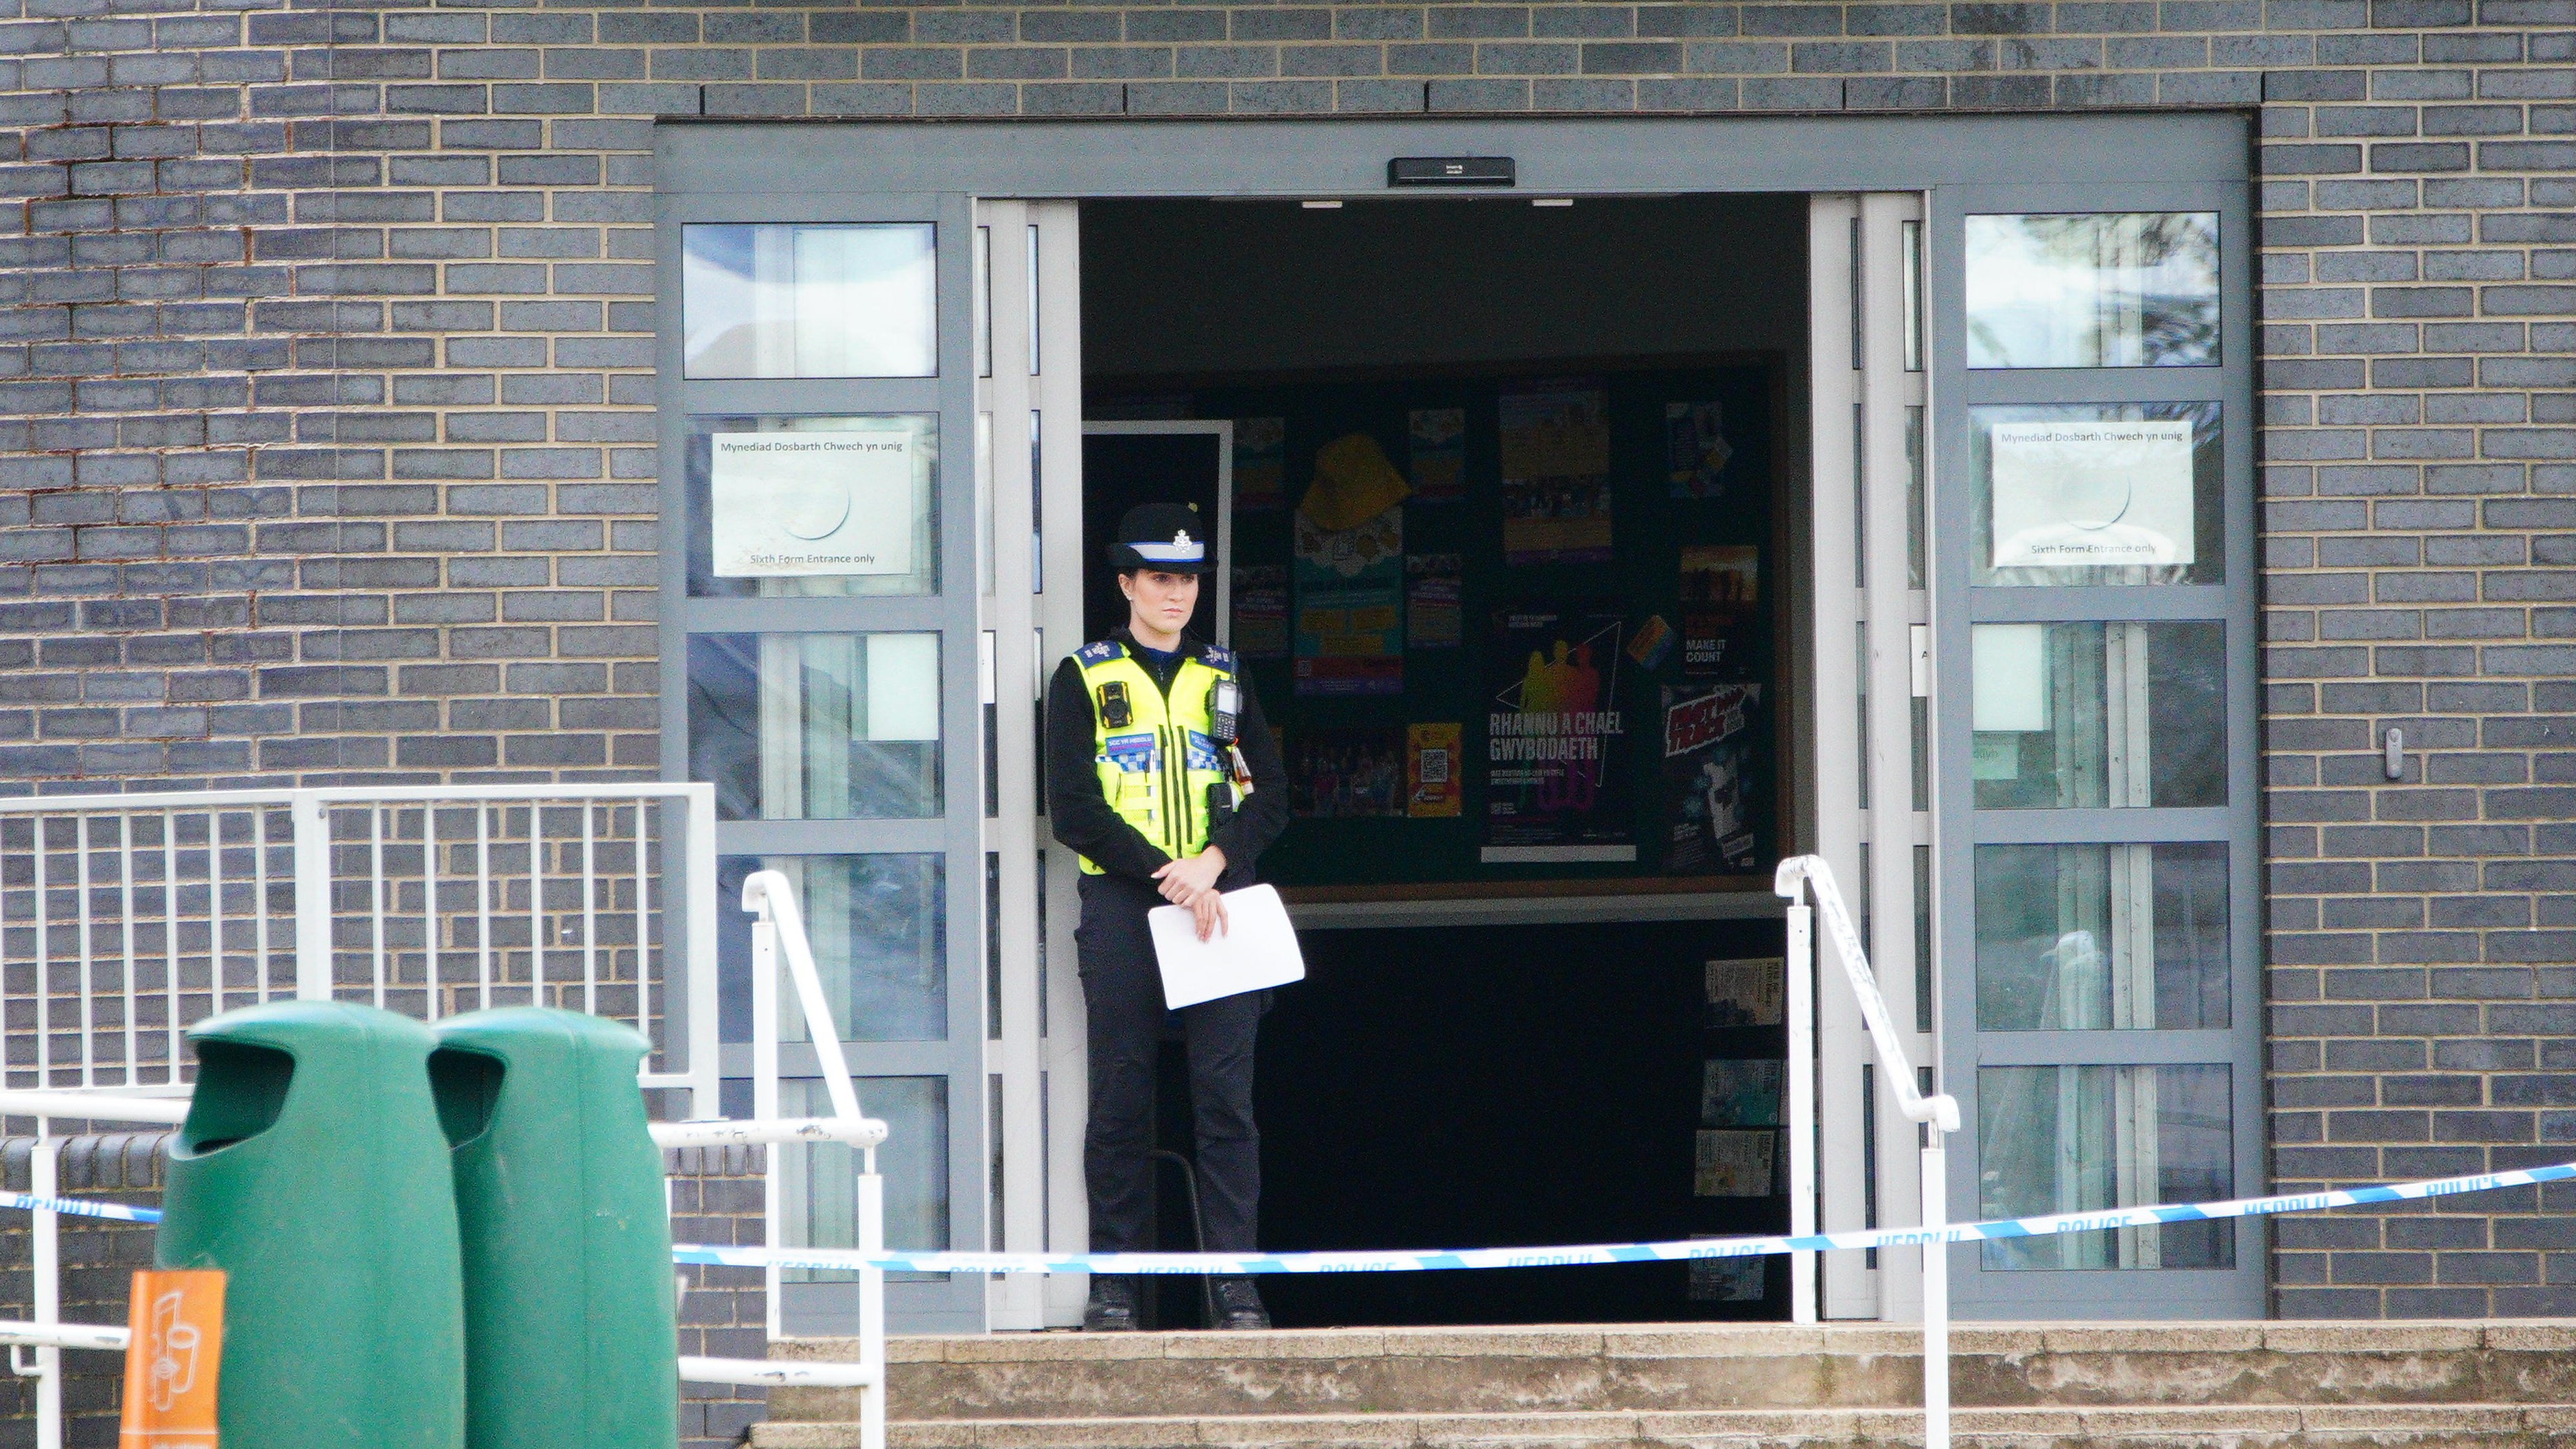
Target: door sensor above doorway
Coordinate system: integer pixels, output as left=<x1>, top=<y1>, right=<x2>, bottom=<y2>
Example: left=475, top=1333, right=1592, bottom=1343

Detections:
left=1389, top=157, right=1516, bottom=187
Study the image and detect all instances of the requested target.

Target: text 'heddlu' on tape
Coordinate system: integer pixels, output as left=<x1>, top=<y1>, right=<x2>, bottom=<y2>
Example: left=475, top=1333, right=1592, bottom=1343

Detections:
left=12, top=1159, right=2571, bottom=1279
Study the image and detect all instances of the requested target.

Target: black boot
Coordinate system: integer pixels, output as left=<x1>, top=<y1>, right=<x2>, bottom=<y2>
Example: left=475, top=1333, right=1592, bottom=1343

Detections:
left=1212, top=1276, right=1270, bottom=1330
left=1083, top=1274, right=1138, bottom=1331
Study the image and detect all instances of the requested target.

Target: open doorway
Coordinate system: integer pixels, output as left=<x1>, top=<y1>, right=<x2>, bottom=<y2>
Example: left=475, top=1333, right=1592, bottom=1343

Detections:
left=1079, top=195, right=1812, bottom=1325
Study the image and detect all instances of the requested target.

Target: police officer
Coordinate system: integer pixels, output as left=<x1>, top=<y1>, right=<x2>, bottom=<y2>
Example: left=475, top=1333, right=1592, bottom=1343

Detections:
left=1046, top=502, right=1290, bottom=1332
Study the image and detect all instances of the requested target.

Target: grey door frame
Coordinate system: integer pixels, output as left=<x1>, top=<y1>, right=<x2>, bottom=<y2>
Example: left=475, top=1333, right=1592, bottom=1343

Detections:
left=654, top=188, right=988, bottom=1334
left=654, top=112, right=2256, bottom=1328
left=1927, top=178, right=2264, bottom=1319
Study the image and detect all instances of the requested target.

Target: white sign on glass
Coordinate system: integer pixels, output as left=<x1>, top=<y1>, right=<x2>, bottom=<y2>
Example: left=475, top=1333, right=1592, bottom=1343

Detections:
left=1989, top=419, right=2194, bottom=568
left=709, top=431, right=914, bottom=577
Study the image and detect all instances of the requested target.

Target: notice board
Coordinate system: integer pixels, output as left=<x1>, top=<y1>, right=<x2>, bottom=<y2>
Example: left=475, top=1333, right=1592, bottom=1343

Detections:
left=1092, top=357, right=1785, bottom=894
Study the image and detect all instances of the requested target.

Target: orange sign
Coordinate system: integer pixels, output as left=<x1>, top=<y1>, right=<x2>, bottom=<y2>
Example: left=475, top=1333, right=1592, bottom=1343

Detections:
left=119, top=1269, right=224, bottom=1449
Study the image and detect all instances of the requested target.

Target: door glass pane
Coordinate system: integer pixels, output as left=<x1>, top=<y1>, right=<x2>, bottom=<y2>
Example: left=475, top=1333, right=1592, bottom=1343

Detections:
left=688, top=632, right=943, bottom=820
left=1902, top=219, right=1924, bottom=373
left=1964, top=213, right=2218, bottom=369
left=779, top=1075, right=949, bottom=1280
left=1855, top=623, right=1870, bottom=811
left=1977, top=1064, right=2233, bottom=1270
left=1904, top=404, right=1925, bottom=589
left=974, top=224, right=991, bottom=380
left=1971, top=402, right=2222, bottom=587
left=715, top=855, right=946, bottom=1043
left=686, top=414, right=938, bottom=597
left=682, top=222, right=936, bottom=379
left=1914, top=844, right=1933, bottom=1034
left=1974, top=843, right=2229, bottom=1030
left=1971, top=621, right=2225, bottom=809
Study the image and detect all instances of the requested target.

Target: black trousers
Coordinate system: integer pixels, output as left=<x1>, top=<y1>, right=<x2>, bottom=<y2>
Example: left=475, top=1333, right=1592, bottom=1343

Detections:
left=1076, top=872, right=1265, bottom=1255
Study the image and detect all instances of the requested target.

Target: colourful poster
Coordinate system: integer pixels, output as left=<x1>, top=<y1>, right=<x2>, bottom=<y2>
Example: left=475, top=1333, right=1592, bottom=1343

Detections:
left=1407, top=722, right=1462, bottom=818
left=1666, top=400, right=1737, bottom=499
left=1498, top=380, right=1612, bottom=564
left=1679, top=545, right=1761, bottom=678
left=1702, top=1059, right=1783, bottom=1128
left=1482, top=605, right=1634, bottom=863
left=1627, top=614, right=1675, bottom=672
left=1662, top=682, right=1764, bottom=875
left=1292, top=432, right=1409, bottom=697
left=1290, top=727, right=1405, bottom=818
left=1232, top=564, right=1288, bottom=659
left=1689, top=1247, right=1768, bottom=1302
left=1693, top=1131, right=1776, bottom=1197
left=1234, top=416, right=1286, bottom=511
left=1406, top=553, right=1463, bottom=649
left=1408, top=407, right=1466, bottom=502
left=1704, top=958, right=1785, bottom=1027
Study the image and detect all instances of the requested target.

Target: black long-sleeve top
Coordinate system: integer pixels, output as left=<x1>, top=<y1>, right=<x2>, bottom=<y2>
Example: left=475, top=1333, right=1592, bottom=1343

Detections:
left=1045, top=630, right=1290, bottom=888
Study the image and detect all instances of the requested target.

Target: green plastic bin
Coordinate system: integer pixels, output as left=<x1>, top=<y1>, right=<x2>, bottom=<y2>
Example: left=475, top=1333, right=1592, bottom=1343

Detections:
left=157, top=1000, right=467, bottom=1449
left=431, top=1006, right=679, bottom=1449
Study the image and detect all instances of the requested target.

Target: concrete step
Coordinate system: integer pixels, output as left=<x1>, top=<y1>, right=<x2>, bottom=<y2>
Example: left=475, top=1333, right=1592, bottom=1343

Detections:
left=767, top=1322, right=2576, bottom=1424
left=753, top=1403, right=2576, bottom=1449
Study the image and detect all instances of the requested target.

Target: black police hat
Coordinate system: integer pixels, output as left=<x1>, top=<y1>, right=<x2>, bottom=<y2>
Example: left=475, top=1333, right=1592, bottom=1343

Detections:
left=1107, top=502, right=1213, bottom=574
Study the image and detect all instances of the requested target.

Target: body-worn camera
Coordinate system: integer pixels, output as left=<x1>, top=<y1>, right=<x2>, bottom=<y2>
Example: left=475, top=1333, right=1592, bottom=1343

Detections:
left=1096, top=680, right=1133, bottom=728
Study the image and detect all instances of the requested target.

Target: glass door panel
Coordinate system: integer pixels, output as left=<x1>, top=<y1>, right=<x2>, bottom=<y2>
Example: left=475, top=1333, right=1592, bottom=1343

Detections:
left=659, top=184, right=987, bottom=1334
left=1934, top=177, right=2261, bottom=1321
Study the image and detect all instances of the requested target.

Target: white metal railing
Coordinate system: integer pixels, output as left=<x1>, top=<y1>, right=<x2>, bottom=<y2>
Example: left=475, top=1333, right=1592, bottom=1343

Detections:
left=1775, top=854, right=1961, bottom=1449
left=0, top=794, right=890, bottom=1449
left=741, top=868, right=886, bottom=1449
left=0, top=785, right=719, bottom=1109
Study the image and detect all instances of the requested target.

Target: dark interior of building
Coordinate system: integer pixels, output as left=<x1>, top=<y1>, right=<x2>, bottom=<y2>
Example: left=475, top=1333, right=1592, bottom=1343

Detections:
left=1080, top=196, right=1808, bottom=1325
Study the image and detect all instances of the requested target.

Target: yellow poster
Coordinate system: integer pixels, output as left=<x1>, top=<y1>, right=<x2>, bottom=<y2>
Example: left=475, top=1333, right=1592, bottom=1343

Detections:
left=1407, top=723, right=1462, bottom=818
left=120, top=1268, right=224, bottom=1449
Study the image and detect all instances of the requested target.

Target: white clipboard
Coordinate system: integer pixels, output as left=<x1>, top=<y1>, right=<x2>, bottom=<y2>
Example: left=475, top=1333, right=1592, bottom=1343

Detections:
left=1147, top=883, right=1306, bottom=1009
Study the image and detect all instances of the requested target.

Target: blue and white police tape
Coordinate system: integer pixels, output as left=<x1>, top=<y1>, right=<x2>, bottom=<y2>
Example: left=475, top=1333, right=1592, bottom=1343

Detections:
left=673, top=1157, right=2576, bottom=1277
left=0, top=1190, right=161, bottom=1224
left=13, top=1157, right=2575, bottom=1274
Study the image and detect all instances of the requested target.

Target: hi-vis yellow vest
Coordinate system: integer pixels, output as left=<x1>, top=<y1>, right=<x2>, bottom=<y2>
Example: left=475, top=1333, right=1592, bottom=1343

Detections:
left=1076, top=638, right=1235, bottom=874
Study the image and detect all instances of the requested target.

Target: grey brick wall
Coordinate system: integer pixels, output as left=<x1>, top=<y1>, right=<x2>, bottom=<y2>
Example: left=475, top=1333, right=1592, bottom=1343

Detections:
left=2248, top=1, right=2576, bottom=1316
left=0, top=1133, right=769, bottom=1448
left=0, top=0, right=2571, bottom=1316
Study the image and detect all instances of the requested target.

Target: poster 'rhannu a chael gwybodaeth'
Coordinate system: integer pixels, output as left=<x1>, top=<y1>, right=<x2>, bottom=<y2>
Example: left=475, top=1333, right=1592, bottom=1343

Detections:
left=1483, top=605, right=1634, bottom=863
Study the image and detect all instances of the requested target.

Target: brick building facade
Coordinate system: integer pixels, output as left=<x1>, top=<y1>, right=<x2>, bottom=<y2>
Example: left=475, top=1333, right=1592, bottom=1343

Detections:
left=0, top=0, right=2571, bottom=1319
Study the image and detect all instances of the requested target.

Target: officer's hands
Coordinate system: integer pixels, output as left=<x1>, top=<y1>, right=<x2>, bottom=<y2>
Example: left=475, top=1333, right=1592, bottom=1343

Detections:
left=1152, top=846, right=1227, bottom=902
left=1188, top=887, right=1229, bottom=942
left=1152, top=848, right=1230, bottom=940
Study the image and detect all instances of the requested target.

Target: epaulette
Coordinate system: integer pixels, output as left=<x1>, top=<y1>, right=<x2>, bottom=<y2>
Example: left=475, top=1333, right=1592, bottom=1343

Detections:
left=1200, top=642, right=1237, bottom=672
left=1076, top=639, right=1123, bottom=666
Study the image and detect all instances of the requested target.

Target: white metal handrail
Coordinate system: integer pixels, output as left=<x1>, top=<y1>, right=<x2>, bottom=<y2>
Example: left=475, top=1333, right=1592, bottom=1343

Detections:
left=0, top=791, right=907, bottom=1449
left=1774, top=854, right=1960, bottom=1449
left=0, top=864, right=888, bottom=1449
left=742, top=868, right=885, bottom=1449
left=0, top=784, right=718, bottom=1110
